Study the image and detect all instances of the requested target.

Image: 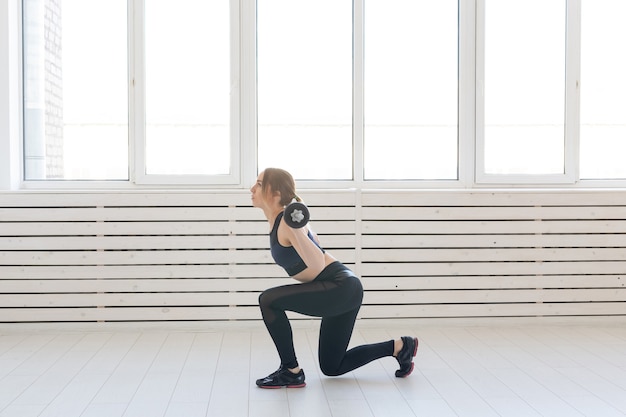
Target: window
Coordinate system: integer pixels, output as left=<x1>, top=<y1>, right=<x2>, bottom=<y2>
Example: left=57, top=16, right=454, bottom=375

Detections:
left=363, top=0, right=459, bottom=180
left=477, top=0, right=568, bottom=182
left=143, top=0, right=232, bottom=178
left=22, top=0, right=237, bottom=184
left=23, top=0, right=128, bottom=180
left=257, top=0, right=353, bottom=180
left=579, top=0, right=626, bottom=180
left=15, top=0, right=626, bottom=188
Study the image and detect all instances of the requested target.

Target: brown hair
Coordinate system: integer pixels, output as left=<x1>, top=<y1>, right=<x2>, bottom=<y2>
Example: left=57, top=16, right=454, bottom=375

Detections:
left=261, top=168, right=300, bottom=206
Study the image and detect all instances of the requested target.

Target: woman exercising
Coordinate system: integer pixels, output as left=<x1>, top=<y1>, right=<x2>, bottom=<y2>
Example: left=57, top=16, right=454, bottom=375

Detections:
left=251, top=167, right=418, bottom=388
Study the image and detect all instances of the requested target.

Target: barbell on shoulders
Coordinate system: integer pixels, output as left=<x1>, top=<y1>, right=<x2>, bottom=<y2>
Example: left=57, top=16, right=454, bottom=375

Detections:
left=283, top=201, right=310, bottom=229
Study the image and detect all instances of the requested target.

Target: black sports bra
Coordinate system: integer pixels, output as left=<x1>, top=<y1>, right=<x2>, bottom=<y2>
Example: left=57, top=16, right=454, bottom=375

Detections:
left=270, top=212, right=324, bottom=276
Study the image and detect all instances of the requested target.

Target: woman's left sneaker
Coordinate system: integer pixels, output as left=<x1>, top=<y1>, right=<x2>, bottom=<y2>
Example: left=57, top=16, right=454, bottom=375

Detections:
left=256, top=366, right=306, bottom=388
left=395, top=336, right=418, bottom=378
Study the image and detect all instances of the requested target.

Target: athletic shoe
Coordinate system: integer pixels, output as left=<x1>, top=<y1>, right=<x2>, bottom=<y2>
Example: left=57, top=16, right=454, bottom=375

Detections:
left=395, top=336, right=418, bottom=378
left=256, top=366, right=306, bottom=388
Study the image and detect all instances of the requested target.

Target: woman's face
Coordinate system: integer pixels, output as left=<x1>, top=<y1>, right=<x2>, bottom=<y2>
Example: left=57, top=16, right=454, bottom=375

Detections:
left=250, top=171, right=265, bottom=208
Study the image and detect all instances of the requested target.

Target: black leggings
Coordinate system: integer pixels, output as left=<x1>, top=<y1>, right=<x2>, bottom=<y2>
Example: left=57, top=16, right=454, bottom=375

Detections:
left=258, top=261, right=394, bottom=376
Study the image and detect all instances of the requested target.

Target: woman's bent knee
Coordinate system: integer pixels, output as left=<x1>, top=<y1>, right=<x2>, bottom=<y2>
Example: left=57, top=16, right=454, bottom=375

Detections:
left=258, top=288, right=274, bottom=308
left=319, top=360, right=343, bottom=377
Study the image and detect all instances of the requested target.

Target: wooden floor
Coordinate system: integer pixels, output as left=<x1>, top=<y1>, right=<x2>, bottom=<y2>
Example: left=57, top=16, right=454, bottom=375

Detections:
left=1, top=319, right=626, bottom=417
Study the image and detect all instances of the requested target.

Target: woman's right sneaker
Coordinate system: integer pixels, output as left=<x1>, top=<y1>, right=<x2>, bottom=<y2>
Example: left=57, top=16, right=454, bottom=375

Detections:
left=256, top=366, right=306, bottom=389
left=395, top=336, right=418, bottom=378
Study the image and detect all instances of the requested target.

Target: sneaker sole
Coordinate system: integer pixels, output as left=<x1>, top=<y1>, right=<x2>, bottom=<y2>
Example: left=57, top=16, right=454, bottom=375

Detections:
left=398, top=362, right=415, bottom=378
left=258, top=383, right=306, bottom=389
left=396, top=337, right=419, bottom=378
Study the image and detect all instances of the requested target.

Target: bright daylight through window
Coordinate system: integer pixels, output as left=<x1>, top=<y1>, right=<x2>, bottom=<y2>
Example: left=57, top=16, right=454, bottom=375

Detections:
left=23, top=0, right=128, bottom=180
left=364, top=0, right=458, bottom=180
left=579, top=0, right=626, bottom=180
left=144, top=0, right=231, bottom=176
left=483, top=0, right=566, bottom=176
left=257, top=0, right=353, bottom=180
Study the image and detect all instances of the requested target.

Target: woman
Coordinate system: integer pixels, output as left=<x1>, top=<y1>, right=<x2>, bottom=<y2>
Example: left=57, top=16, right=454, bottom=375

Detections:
left=251, top=168, right=418, bottom=388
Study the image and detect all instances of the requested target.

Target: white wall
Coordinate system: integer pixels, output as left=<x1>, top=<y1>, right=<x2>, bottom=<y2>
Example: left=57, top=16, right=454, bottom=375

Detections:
left=1, top=189, right=624, bottom=323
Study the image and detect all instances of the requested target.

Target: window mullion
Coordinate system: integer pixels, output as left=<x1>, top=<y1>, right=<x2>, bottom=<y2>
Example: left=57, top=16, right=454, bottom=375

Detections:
left=459, top=0, right=476, bottom=187
left=129, top=0, right=145, bottom=185
left=475, top=0, right=487, bottom=183
left=240, top=0, right=256, bottom=184
left=353, top=0, right=364, bottom=185
left=564, top=0, right=581, bottom=183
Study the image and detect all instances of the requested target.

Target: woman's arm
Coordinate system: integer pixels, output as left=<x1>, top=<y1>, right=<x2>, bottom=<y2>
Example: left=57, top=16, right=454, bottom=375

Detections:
left=280, top=220, right=327, bottom=275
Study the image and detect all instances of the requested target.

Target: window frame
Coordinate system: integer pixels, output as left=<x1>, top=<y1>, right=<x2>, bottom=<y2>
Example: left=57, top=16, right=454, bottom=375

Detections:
left=474, top=0, right=580, bottom=186
left=132, top=0, right=243, bottom=186
left=18, top=0, right=245, bottom=189
left=351, top=0, right=471, bottom=190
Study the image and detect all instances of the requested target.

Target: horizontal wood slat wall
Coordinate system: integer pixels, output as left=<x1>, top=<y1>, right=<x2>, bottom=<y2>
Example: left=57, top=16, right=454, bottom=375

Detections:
left=1, top=190, right=625, bottom=322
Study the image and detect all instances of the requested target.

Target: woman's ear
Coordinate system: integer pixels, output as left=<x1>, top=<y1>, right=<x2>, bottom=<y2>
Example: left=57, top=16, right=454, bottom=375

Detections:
left=272, top=190, right=282, bottom=203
